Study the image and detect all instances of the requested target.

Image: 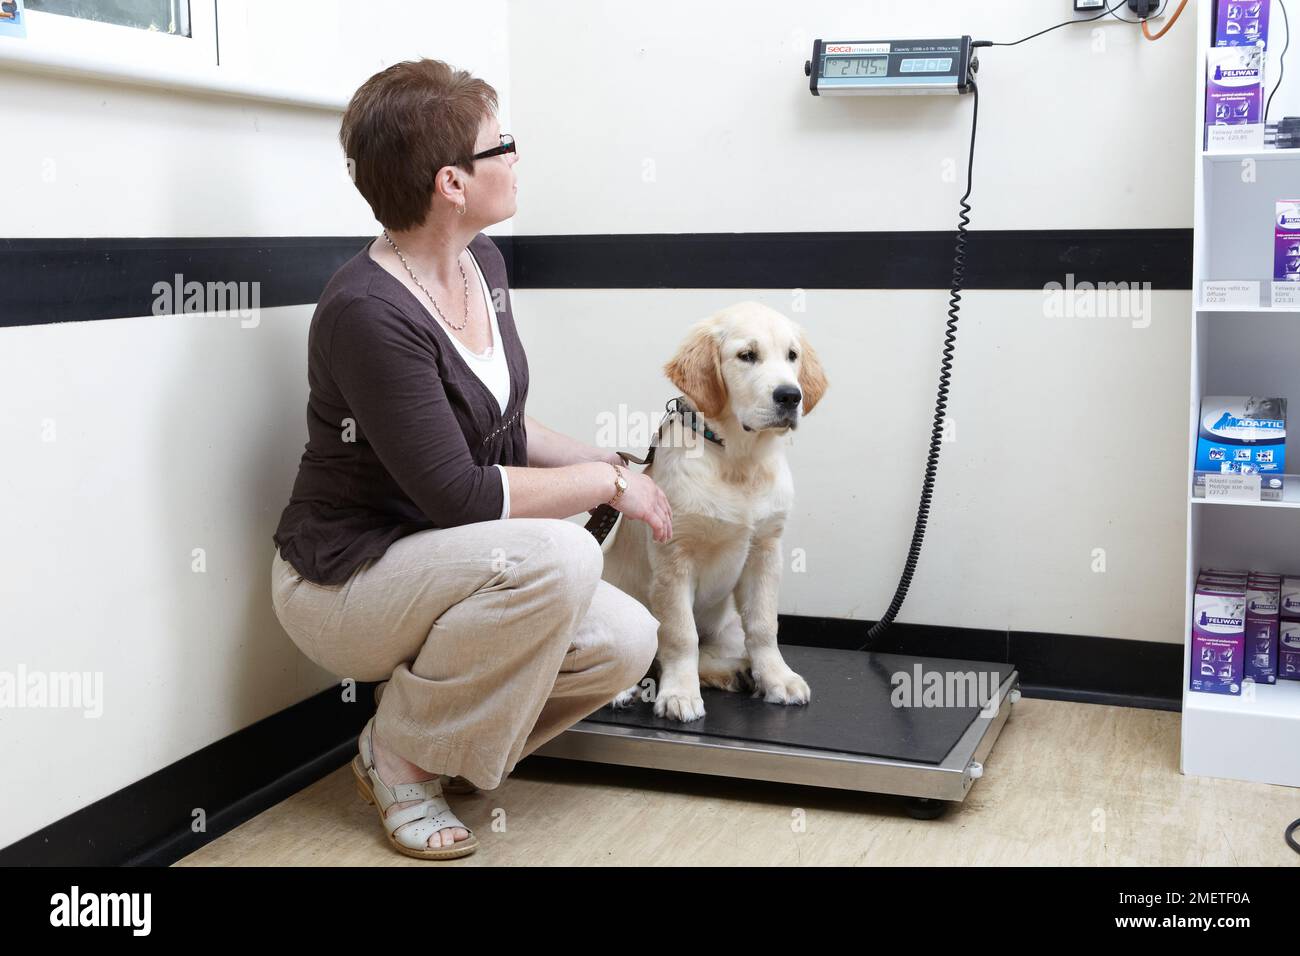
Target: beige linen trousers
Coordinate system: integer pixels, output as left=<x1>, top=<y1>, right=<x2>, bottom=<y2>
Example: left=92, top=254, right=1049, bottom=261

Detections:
left=271, top=517, right=658, bottom=789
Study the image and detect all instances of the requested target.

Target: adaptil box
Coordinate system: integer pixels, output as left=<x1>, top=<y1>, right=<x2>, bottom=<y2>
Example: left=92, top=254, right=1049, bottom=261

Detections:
left=1193, top=396, right=1287, bottom=500
left=1190, top=581, right=1246, bottom=695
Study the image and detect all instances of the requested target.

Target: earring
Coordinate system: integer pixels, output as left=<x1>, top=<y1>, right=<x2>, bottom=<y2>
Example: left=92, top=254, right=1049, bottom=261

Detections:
left=457, top=204, right=466, bottom=216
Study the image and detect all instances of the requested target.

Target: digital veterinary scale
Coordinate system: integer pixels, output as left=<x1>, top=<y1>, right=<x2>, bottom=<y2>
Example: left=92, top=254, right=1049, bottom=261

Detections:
left=535, top=648, right=1018, bottom=818
left=806, top=37, right=977, bottom=96
left=535, top=35, right=1014, bottom=820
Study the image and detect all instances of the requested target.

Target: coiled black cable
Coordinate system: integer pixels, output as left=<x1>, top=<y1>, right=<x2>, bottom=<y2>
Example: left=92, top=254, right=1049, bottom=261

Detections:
left=857, top=77, right=980, bottom=651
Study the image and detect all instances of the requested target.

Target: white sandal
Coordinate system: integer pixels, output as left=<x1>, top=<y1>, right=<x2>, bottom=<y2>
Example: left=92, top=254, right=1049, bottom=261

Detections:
left=352, top=717, right=479, bottom=861
left=372, top=682, right=480, bottom=795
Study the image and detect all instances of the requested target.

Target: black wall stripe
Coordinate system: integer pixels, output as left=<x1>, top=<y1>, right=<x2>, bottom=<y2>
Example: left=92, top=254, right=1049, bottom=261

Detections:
left=509, top=229, right=1192, bottom=291
left=2, top=237, right=378, bottom=329
left=0, top=618, right=1182, bottom=866
left=777, top=617, right=1183, bottom=712
left=1, top=229, right=1189, bottom=328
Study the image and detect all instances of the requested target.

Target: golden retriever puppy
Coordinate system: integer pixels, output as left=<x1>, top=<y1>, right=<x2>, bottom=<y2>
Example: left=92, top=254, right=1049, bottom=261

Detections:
left=602, top=301, right=828, bottom=721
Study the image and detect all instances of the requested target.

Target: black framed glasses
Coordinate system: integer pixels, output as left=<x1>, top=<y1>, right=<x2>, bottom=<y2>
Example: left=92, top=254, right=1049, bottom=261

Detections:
left=471, top=133, right=515, bottom=161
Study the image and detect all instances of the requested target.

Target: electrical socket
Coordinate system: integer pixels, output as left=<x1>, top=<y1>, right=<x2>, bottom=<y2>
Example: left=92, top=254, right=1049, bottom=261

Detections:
left=1127, top=0, right=1167, bottom=17
left=1074, top=0, right=1167, bottom=18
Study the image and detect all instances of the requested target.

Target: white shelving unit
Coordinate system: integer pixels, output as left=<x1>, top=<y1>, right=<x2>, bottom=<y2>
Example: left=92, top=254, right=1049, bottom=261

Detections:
left=1182, top=0, right=1300, bottom=788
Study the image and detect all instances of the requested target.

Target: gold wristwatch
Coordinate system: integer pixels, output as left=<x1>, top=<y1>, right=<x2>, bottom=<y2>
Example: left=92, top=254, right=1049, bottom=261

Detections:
left=607, top=462, right=628, bottom=507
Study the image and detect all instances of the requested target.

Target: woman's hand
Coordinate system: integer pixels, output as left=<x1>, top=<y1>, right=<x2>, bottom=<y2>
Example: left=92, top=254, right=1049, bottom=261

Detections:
left=612, top=468, right=673, bottom=543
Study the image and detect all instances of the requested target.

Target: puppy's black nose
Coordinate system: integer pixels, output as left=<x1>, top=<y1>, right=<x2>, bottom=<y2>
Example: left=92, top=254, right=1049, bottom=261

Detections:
left=773, top=385, right=802, bottom=410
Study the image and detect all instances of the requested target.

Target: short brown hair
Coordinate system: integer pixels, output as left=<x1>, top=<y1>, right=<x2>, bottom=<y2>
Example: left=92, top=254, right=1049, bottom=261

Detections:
left=340, top=59, right=498, bottom=231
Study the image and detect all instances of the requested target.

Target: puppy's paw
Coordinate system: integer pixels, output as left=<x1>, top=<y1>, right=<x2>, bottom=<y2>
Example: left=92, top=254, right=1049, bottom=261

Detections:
left=654, top=692, right=706, bottom=722
left=609, top=683, right=643, bottom=708
left=753, top=668, right=811, bottom=706
left=653, top=676, right=706, bottom=722
left=698, top=655, right=754, bottom=693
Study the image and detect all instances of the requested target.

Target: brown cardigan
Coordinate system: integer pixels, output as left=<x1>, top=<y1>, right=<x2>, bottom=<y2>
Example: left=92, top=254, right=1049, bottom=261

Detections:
left=273, top=233, right=530, bottom=585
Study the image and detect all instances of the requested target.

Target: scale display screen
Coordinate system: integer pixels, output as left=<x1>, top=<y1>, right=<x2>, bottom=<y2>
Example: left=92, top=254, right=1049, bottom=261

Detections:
left=822, top=55, right=889, bottom=77
left=808, top=37, right=973, bottom=97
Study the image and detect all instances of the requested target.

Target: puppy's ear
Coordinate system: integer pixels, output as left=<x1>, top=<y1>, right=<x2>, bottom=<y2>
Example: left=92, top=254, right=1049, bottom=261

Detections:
left=663, top=323, right=728, bottom=420
left=796, top=328, right=828, bottom=416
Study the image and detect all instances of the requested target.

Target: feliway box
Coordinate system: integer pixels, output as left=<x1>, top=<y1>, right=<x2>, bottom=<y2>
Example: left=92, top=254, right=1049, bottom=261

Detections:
left=1280, top=621, right=1300, bottom=679
left=1279, top=577, right=1300, bottom=680
left=1280, top=575, right=1300, bottom=618
left=1206, top=44, right=1266, bottom=123
left=1277, top=201, right=1300, bottom=282
left=1199, top=567, right=1248, bottom=581
left=1193, top=396, right=1287, bottom=500
left=1199, top=575, right=1249, bottom=589
left=1215, top=1, right=1271, bottom=47
left=1244, top=577, right=1279, bottom=684
left=1190, top=581, right=1246, bottom=695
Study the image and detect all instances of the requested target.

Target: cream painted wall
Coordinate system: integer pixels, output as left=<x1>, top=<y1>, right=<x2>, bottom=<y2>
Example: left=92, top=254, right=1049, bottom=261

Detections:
left=513, top=288, right=1190, bottom=638
left=507, top=0, right=1198, bottom=233
left=505, top=0, right=1197, bottom=641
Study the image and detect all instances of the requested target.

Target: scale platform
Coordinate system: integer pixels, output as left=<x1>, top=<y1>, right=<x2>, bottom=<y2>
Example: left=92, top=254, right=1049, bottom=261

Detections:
left=534, top=645, right=1019, bottom=817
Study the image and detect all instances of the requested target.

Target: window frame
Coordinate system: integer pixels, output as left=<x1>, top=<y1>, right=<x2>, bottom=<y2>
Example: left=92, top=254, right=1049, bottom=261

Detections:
left=0, top=0, right=347, bottom=111
left=22, top=0, right=219, bottom=72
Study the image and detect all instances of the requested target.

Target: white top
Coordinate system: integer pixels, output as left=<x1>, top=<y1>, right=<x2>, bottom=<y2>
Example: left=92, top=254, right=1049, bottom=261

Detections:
left=450, top=248, right=512, bottom=519
left=450, top=249, right=511, bottom=412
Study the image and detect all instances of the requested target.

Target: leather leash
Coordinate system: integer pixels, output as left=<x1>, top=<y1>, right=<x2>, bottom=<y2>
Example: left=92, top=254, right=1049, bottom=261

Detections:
left=583, top=395, right=715, bottom=545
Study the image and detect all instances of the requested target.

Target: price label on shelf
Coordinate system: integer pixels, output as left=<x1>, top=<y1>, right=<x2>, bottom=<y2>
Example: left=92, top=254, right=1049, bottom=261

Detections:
left=1203, top=473, right=1262, bottom=502
left=1272, top=283, right=1300, bottom=310
left=1201, top=281, right=1260, bottom=308
left=1205, top=125, right=1265, bottom=152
